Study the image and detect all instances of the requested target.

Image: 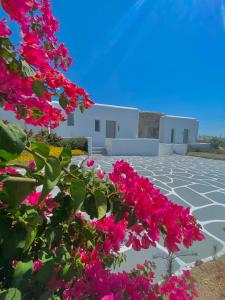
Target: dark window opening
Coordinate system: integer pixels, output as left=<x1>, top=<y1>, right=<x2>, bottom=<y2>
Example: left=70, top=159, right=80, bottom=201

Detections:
left=171, top=128, right=175, bottom=143
left=95, top=120, right=100, bottom=132
left=67, top=113, right=74, bottom=126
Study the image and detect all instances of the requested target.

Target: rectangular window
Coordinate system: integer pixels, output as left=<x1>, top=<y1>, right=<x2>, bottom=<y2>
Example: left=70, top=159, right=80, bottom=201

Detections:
left=95, top=120, right=100, bottom=132
left=67, top=113, right=74, bottom=126
left=171, top=128, right=175, bottom=143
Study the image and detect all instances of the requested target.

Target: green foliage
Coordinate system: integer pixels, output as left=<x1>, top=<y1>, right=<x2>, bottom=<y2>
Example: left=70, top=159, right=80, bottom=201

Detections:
left=0, top=122, right=122, bottom=298
left=70, top=179, right=86, bottom=211
left=95, top=190, right=107, bottom=219
left=210, top=136, right=225, bottom=149
left=62, top=137, right=88, bottom=151
left=41, top=157, right=62, bottom=200
left=0, top=288, right=21, bottom=300
left=0, top=121, right=26, bottom=164
left=21, top=60, right=35, bottom=78
left=33, top=130, right=63, bottom=147
left=198, top=135, right=225, bottom=149
left=32, top=79, right=46, bottom=98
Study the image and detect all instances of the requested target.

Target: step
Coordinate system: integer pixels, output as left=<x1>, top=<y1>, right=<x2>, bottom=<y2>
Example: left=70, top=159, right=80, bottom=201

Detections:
left=92, top=147, right=106, bottom=155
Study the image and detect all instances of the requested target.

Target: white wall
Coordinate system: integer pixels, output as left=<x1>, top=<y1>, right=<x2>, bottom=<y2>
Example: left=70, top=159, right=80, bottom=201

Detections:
left=159, top=143, right=188, bottom=156
left=159, top=115, right=198, bottom=144
left=105, top=138, right=159, bottom=156
left=53, top=103, right=140, bottom=147
left=0, top=109, right=42, bottom=133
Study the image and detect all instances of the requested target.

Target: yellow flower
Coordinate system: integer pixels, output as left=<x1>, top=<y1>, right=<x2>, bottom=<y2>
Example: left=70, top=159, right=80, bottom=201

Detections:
left=11, top=146, right=86, bottom=164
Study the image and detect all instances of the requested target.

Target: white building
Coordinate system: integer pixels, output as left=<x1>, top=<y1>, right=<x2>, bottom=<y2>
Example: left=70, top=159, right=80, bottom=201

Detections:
left=0, top=102, right=200, bottom=156
left=53, top=103, right=139, bottom=147
left=159, top=115, right=199, bottom=144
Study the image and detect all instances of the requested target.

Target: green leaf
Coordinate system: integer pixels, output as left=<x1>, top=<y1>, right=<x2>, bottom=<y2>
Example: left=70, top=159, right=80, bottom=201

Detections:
left=21, top=60, right=35, bottom=77
left=31, top=142, right=49, bottom=170
left=70, top=179, right=86, bottom=211
left=9, top=60, right=20, bottom=73
left=94, top=190, right=107, bottom=219
left=32, top=79, right=46, bottom=97
left=59, top=94, right=68, bottom=109
left=83, top=194, right=97, bottom=219
left=35, top=260, right=55, bottom=286
left=59, top=146, right=71, bottom=167
left=13, top=261, right=33, bottom=288
left=0, top=121, right=26, bottom=164
left=60, top=263, right=75, bottom=281
left=2, top=179, right=34, bottom=208
left=40, top=157, right=61, bottom=201
left=23, top=225, right=37, bottom=252
left=0, top=288, right=21, bottom=300
left=0, top=46, right=15, bottom=63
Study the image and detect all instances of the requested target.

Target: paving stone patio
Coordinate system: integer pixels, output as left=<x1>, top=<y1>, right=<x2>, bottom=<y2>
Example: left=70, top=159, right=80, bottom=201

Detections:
left=72, top=154, right=225, bottom=278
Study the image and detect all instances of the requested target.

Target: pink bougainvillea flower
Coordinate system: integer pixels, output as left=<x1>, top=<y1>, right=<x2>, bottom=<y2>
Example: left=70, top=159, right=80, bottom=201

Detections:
left=95, top=169, right=105, bottom=180
left=22, top=191, right=41, bottom=206
left=28, top=160, right=36, bottom=170
left=101, top=295, right=114, bottom=300
left=0, top=167, right=18, bottom=175
left=11, top=260, right=18, bottom=268
left=0, top=18, right=11, bottom=36
left=33, top=260, right=43, bottom=272
left=86, top=160, right=94, bottom=167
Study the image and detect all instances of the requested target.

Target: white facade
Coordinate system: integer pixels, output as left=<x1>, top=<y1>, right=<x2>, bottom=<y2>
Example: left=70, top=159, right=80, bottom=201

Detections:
left=159, top=115, right=199, bottom=144
left=53, top=103, right=139, bottom=147
left=105, top=138, right=159, bottom=156
left=159, top=143, right=188, bottom=156
left=0, top=103, right=199, bottom=156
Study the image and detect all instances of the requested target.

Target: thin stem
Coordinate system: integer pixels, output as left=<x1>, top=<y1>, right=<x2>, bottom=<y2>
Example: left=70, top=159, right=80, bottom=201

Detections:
left=7, top=163, right=31, bottom=171
left=25, top=146, right=46, bottom=162
left=3, top=176, right=37, bottom=184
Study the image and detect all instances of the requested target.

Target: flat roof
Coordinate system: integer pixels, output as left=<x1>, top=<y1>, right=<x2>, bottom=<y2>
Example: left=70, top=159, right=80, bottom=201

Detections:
left=140, top=111, right=165, bottom=115
left=95, top=103, right=139, bottom=110
left=163, top=114, right=197, bottom=120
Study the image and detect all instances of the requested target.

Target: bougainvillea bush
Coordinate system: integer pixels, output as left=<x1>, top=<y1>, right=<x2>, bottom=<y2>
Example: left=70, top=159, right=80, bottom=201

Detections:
left=0, top=1, right=204, bottom=299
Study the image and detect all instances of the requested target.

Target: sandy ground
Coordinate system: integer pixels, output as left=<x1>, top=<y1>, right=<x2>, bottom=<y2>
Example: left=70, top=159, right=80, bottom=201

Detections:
left=191, top=257, right=225, bottom=300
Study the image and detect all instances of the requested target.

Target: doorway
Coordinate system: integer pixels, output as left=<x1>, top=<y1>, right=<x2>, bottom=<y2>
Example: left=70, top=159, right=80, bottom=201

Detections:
left=183, top=129, right=189, bottom=144
left=106, top=120, right=116, bottom=138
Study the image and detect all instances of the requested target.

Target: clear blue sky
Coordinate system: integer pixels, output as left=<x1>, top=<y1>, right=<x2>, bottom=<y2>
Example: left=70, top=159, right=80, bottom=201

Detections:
left=2, top=1, right=225, bottom=136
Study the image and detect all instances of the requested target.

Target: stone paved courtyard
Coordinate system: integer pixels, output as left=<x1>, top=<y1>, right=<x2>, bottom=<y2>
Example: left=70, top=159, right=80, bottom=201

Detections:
left=73, top=154, right=225, bottom=278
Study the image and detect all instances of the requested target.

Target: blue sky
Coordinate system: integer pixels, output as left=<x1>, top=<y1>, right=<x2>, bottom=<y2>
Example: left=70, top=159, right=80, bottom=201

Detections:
left=2, top=1, right=225, bottom=136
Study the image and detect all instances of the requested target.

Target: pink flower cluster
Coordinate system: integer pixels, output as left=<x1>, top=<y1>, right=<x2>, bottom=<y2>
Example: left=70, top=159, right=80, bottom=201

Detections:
left=94, top=216, right=127, bottom=255
left=22, top=191, right=59, bottom=217
left=0, top=0, right=94, bottom=127
left=63, top=261, right=197, bottom=300
left=109, top=161, right=204, bottom=253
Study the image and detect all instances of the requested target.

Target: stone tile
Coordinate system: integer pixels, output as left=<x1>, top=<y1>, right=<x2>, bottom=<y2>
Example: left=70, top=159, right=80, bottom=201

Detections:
left=179, top=232, right=223, bottom=263
left=206, top=192, right=225, bottom=204
left=193, top=205, right=225, bottom=221
left=114, top=247, right=180, bottom=282
left=167, top=194, right=191, bottom=208
left=189, top=183, right=217, bottom=193
left=168, top=179, right=192, bottom=188
left=204, top=222, right=225, bottom=243
left=175, top=187, right=212, bottom=206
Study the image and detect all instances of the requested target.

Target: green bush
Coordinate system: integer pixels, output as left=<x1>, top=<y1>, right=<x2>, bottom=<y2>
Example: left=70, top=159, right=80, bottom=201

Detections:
left=32, top=131, right=87, bottom=150
left=34, top=130, right=63, bottom=147
left=209, top=137, right=225, bottom=149
left=62, top=137, right=88, bottom=151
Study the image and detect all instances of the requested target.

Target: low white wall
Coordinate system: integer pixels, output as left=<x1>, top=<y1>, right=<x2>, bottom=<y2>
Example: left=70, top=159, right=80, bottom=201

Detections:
left=105, top=138, right=159, bottom=156
left=189, top=143, right=212, bottom=151
left=159, top=143, right=188, bottom=156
